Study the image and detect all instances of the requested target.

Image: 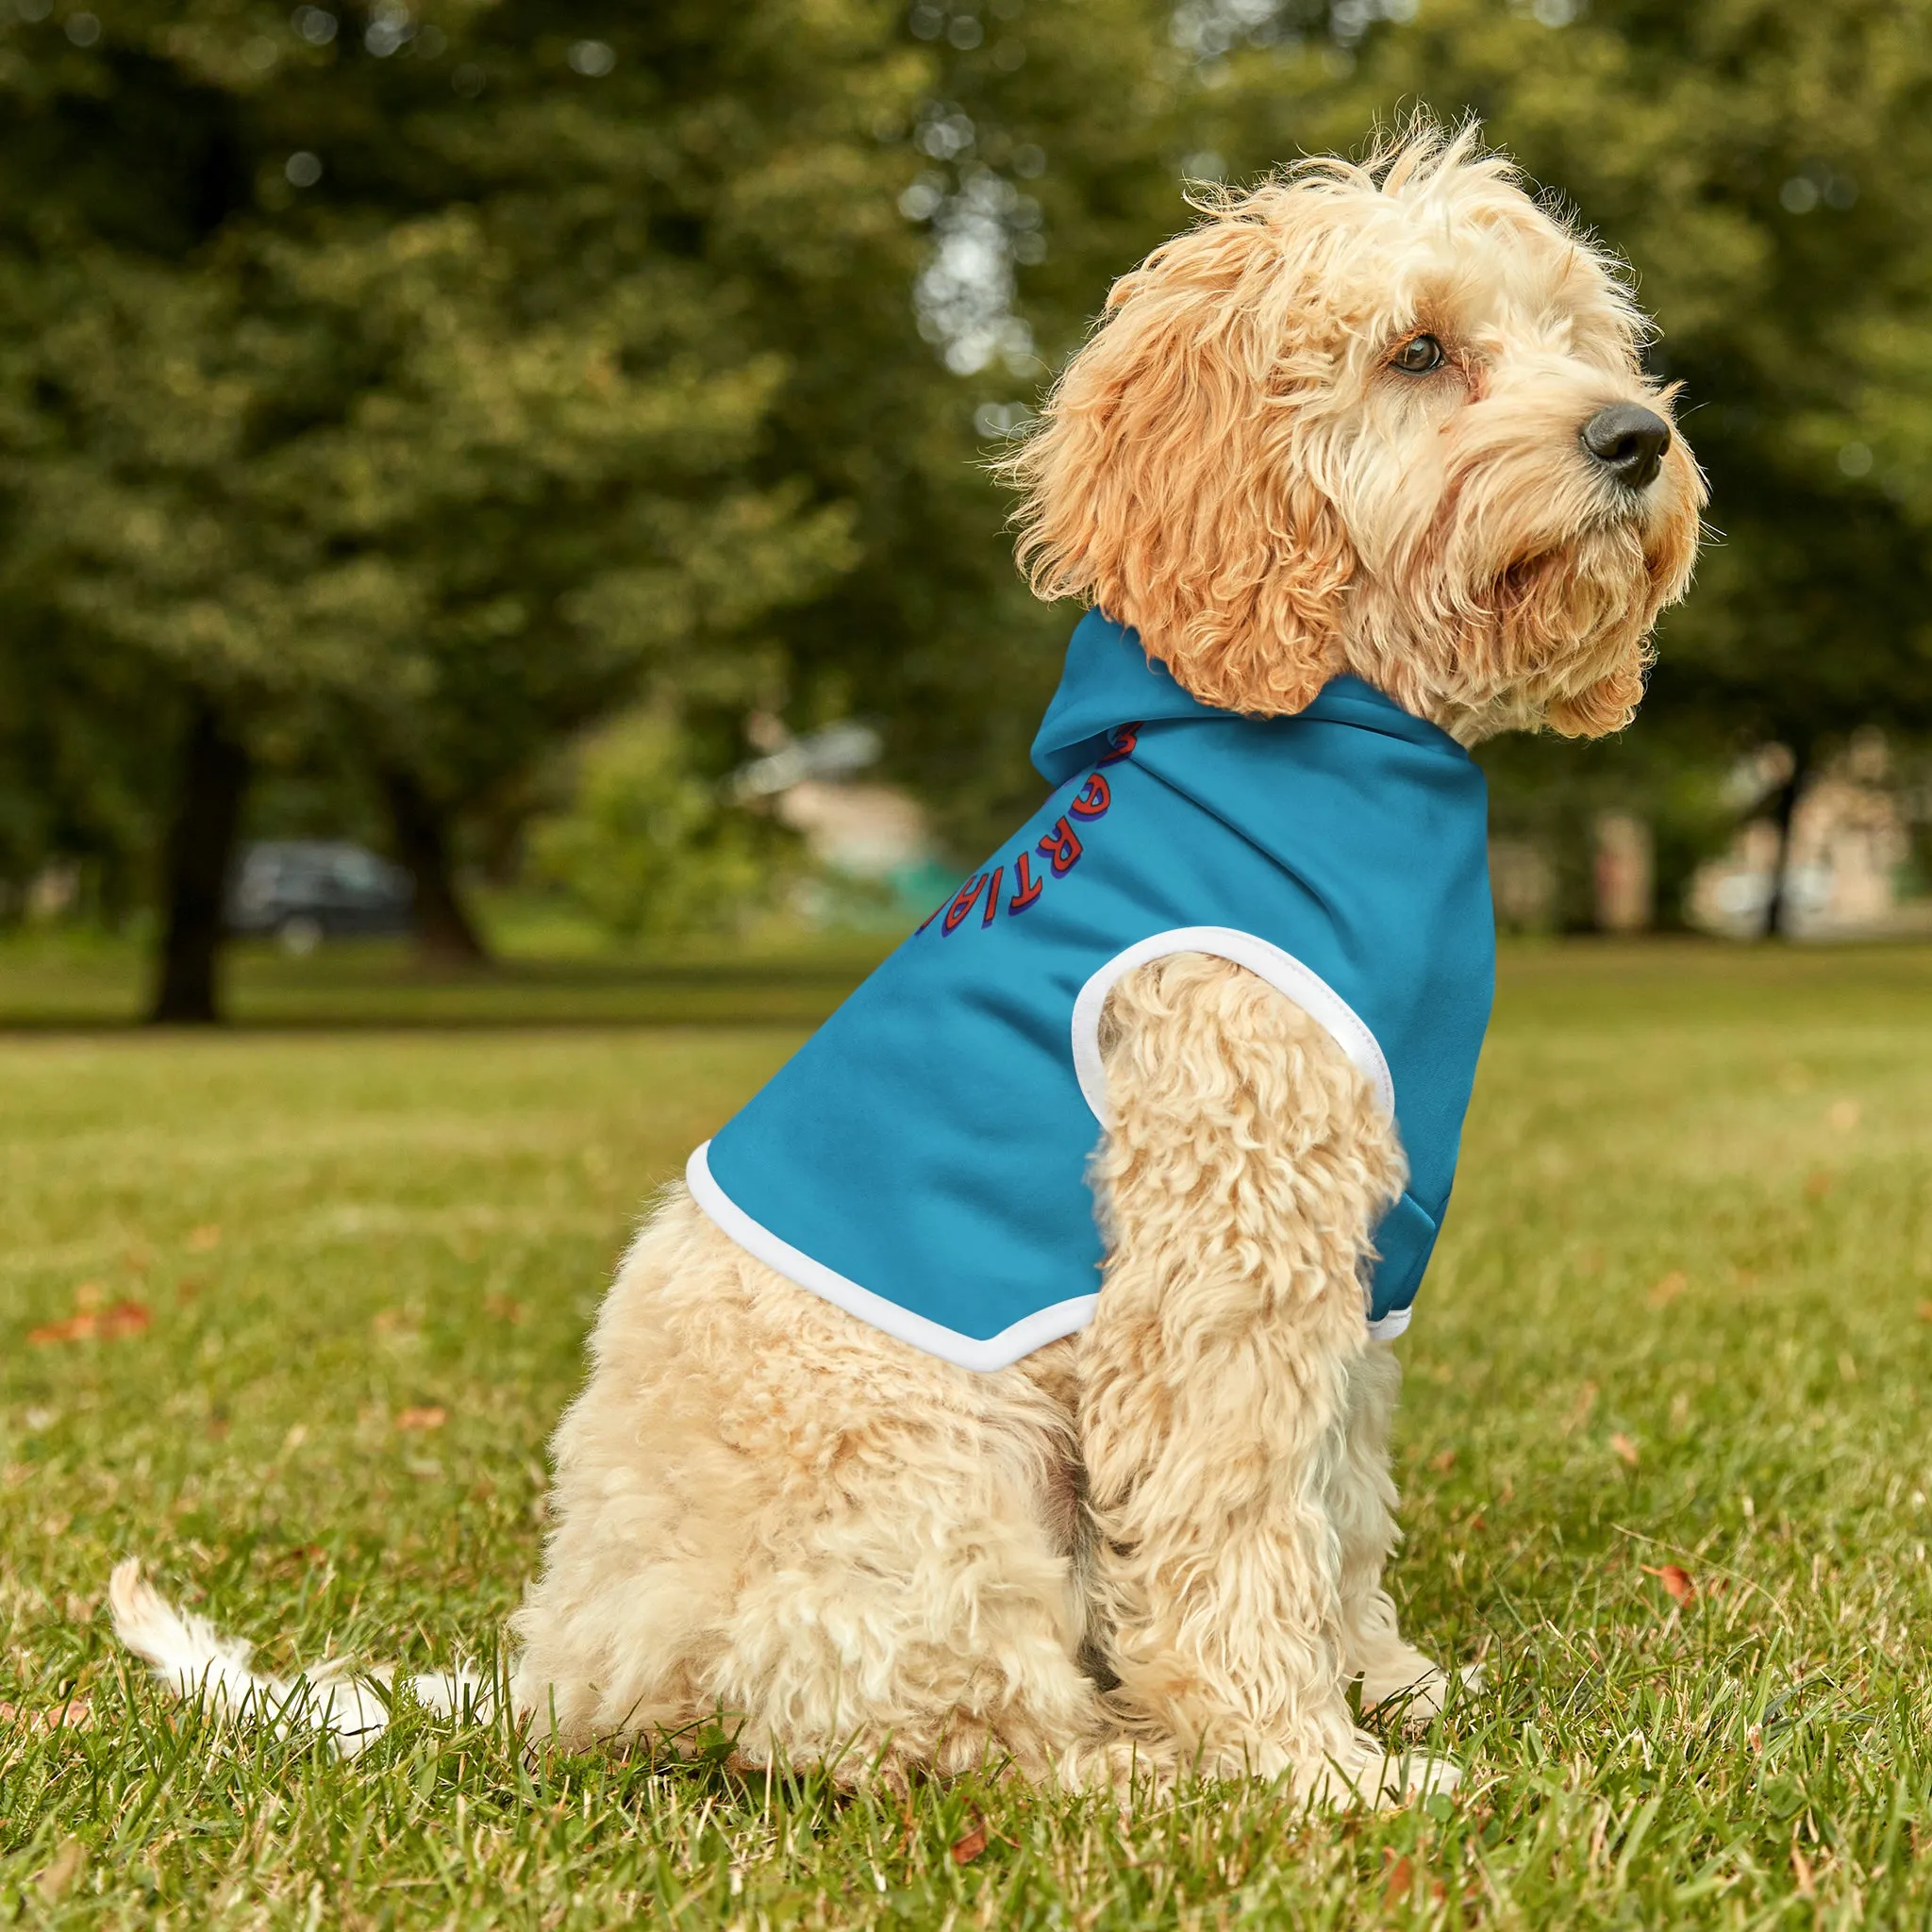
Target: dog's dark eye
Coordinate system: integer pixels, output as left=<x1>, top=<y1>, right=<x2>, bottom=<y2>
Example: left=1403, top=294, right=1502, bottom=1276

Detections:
left=1391, top=333, right=1445, bottom=375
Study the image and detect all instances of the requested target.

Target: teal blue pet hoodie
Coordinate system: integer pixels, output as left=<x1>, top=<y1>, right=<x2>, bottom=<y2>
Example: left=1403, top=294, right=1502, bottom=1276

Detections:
left=689, top=610, right=1495, bottom=1372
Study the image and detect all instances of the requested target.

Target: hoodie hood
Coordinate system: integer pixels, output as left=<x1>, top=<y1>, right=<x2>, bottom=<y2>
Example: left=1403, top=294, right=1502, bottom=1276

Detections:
left=1031, top=608, right=1469, bottom=788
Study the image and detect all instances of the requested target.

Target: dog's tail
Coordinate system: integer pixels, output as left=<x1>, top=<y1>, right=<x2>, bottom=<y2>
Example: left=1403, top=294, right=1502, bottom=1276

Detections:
left=108, top=1559, right=491, bottom=1757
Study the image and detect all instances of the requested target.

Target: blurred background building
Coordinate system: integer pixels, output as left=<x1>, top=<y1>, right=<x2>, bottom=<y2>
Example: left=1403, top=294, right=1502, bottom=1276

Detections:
left=4, top=0, right=1932, bottom=1019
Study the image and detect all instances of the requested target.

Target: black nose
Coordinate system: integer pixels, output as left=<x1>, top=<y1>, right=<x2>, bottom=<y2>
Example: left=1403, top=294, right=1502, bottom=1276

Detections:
left=1581, top=404, right=1672, bottom=491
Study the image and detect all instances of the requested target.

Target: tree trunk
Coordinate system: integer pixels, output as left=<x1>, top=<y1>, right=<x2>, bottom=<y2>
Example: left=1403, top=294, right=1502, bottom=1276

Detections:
left=381, top=765, right=489, bottom=967
left=1760, top=742, right=1812, bottom=941
left=148, top=700, right=251, bottom=1024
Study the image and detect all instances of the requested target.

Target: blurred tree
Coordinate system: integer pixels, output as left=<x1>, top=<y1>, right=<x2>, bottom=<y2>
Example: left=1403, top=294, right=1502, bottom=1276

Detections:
left=0, top=0, right=897, bottom=1013
left=0, top=603, right=168, bottom=929
left=1478, top=723, right=1738, bottom=931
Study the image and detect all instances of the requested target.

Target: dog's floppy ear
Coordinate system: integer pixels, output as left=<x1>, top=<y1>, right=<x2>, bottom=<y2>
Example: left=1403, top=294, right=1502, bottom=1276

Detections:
left=1004, top=197, right=1353, bottom=715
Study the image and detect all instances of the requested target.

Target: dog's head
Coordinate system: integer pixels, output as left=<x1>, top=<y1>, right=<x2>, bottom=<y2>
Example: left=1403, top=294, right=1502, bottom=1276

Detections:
left=1006, top=122, right=1705, bottom=741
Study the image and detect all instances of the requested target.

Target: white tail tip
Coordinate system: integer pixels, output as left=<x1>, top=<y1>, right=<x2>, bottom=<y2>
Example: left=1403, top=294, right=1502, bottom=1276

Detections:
left=108, top=1559, right=490, bottom=1757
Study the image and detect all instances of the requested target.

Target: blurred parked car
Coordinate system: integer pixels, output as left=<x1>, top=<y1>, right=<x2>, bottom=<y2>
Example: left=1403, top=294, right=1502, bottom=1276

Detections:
left=227, top=841, right=414, bottom=953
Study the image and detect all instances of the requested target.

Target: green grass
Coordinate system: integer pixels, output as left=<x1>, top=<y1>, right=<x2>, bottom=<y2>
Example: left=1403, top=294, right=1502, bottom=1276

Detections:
left=4, top=941, right=1931, bottom=1927
left=0, top=924, right=898, bottom=1031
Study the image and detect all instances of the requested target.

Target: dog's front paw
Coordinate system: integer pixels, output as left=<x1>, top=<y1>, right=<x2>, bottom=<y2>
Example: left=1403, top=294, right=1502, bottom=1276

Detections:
left=1378, top=1747, right=1460, bottom=1803
left=1299, top=1732, right=1460, bottom=1809
left=1359, top=1654, right=1482, bottom=1728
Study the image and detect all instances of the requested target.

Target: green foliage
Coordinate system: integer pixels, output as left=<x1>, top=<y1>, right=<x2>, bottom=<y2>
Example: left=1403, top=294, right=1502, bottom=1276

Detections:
left=530, top=710, right=800, bottom=941
left=0, top=2, right=903, bottom=817
left=0, top=0, right=1188, bottom=912
left=6, top=944, right=1932, bottom=1922
left=0, top=610, right=173, bottom=919
left=8, top=0, right=1932, bottom=937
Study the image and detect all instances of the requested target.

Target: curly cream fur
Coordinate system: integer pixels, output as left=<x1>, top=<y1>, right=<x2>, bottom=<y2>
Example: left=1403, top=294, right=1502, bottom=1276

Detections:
left=1077, top=956, right=1449, bottom=1796
left=1327, top=1341, right=1452, bottom=1718
left=508, top=1196, right=1110, bottom=1789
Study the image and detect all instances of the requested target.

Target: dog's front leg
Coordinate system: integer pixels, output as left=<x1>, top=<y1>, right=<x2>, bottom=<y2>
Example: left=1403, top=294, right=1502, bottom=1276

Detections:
left=1078, top=952, right=1453, bottom=1804
left=1329, top=1341, right=1459, bottom=1723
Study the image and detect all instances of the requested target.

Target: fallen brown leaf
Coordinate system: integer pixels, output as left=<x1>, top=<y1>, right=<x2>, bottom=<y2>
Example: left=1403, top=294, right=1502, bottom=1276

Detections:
left=27, top=1301, right=149, bottom=1346
left=1611, top=1432, right=1641, bottom=1468
left=395, top=1406, right=447, bottom=1432
left=484, top=1294, right=526, bottom=1325
left=1648, top=1271, right=1688, bottom=1307
left=1429, top=1448, right=1457, bottom=1474
left=187, top=1224, right=222, bottom=1252
left=37, top=1838, right=86, bottom=1902
left=950, top=1815, right=989, bottom=1865
left=1383, top=1853, right=1415, bottom=1904
left=28, top=1313, right=94, bottom=1345
left=1642, top=1563, right=1695, bottom=1606
left=0, top=1696, right=93, bottom=1737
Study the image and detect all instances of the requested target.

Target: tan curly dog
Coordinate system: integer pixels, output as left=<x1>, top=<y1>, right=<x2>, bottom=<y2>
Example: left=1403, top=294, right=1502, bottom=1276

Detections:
left=113, top=122, right=1703, bottom=1807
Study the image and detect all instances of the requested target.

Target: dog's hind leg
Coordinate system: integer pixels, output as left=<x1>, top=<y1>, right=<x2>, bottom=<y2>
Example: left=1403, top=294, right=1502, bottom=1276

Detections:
left=1326, top=1341, right=1459, bottom=1724
left=1077, top=954, right=1457, bottom=1805
left=512, top=1192, right=1119, bottom=1790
